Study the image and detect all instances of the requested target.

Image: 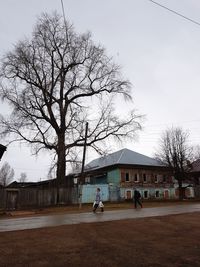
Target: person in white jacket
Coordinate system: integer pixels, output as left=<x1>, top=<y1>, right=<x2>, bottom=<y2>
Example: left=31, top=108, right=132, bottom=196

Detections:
left=93, top=188, right=104, bottom=213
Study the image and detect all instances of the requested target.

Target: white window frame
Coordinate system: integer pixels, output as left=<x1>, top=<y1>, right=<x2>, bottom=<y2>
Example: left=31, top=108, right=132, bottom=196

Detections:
left=73, top=178, right=78, bottom=184
left=134, top=173, right=139, bottom=183
left=154, top=174, right=158, bottom=183
left=143, top=173, right=147, bottom=183
left=157, top=174, right=163, bottom=182
left=125, top=189, right=132, bottom=199
left=155, top=190, right=160, bottom=198
left=163, top=175, right=167, bottom=183
left=85, top=177, right=90, bottom=183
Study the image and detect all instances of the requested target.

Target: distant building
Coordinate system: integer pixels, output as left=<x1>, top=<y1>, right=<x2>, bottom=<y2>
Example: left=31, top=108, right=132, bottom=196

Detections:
left=189, top=159, right=200, bottom=185
left=188, top=159, right=200, bottom=198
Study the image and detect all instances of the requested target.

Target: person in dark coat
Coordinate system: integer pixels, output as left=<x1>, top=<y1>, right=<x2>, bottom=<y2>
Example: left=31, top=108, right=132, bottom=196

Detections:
left=133, top=188, right=143, bottom=208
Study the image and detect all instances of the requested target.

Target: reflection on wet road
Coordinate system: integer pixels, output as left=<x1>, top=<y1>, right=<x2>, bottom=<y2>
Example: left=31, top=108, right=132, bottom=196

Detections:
left=0, top=204, right=200, bottom=232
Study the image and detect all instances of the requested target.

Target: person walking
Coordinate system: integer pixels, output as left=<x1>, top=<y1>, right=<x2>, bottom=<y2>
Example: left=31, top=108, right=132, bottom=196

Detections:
left=133, top=188, right=143, bottom=209
left=93, top=188, right=104, bottom=213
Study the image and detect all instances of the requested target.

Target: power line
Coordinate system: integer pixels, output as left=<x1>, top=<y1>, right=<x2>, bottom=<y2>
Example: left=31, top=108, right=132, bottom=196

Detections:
left=147, top=0, right=200, bottom=27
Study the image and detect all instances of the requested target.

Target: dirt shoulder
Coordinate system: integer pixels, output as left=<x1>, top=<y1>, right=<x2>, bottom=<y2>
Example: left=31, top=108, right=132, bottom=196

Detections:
left=0, top=212, right=200, bottom=267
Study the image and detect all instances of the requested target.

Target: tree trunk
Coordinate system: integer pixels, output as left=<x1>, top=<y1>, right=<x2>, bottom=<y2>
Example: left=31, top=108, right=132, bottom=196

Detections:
left=56, top=133, right=66, bottom=204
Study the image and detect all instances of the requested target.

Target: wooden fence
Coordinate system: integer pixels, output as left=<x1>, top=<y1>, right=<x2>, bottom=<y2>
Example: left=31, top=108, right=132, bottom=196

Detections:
left=0, top=188, right=6, bottom=209
left=0, top=186, right=78, bottom=210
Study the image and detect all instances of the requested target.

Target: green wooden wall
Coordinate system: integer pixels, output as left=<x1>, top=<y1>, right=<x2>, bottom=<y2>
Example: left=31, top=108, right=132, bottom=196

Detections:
left=107, top=169, right=120, bottom=184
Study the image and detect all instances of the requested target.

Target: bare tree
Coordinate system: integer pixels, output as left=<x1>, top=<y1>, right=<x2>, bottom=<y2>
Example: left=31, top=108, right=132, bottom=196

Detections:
left=0, top=162, right=14, bottom=187
left=0, top=12, right=142, bottom=202
left=155, top=127, right=193, bottom=200
left=19, top=172, right=27, bottom=183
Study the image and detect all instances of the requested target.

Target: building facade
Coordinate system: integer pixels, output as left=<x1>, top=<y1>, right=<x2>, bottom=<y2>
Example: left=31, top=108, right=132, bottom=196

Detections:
left=82, top=148, right=178, bottom=201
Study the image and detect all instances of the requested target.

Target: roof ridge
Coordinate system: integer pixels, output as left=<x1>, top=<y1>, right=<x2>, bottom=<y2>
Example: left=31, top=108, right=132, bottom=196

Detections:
left=117, top=149, right=126, bottom=163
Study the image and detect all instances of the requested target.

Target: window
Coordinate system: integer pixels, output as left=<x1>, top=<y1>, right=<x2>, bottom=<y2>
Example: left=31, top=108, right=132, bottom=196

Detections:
left=85, top=177, right=90, bottom=184
left=154, top=174, right=158, bottom=183
left=163, top=175, right=167, bottom=183
left=155, top=190, right=160, bottom=198
left=185, top=188, right=191, bottom=198
left=143, top=190, right=149, bottom=199
left=125, top=172, right=130, bottom=182
left=126, top=190, right=132, bottom=199
left=134, top=173, right=139, bottom=182
left=164, top=190, right=170, bottom=199
left=171, top=176, right=175, bottom=182
left=143, top=173, right=147, bottom=183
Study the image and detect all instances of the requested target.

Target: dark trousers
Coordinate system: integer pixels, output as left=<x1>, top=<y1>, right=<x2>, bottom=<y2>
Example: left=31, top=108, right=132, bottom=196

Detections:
left=134, top=198, right=142, bottom=208
left=93, top=203, right=104, bottom=212
left=93, top=203, right=99, bottom=212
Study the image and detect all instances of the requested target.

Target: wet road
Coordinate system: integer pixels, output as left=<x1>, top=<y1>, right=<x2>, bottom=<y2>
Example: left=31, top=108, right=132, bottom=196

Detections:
left=0, top=204, right=200, bottom=232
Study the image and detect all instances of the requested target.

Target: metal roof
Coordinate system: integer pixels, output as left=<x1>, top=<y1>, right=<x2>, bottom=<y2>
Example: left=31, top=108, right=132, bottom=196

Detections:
left=85, top=148, right=165, bottom=171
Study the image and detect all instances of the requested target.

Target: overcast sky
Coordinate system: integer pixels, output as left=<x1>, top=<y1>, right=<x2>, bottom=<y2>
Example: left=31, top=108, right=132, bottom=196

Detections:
left=1, top=0, right=200, bottom=181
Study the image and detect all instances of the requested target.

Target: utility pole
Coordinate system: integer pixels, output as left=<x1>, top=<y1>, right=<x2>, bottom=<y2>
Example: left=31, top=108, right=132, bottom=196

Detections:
left=79, top=122, right=89, bottom=208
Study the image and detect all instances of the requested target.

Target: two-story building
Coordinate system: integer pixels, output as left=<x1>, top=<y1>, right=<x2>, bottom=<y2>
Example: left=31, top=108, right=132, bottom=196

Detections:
left=83, top=148, right=176, bottom=201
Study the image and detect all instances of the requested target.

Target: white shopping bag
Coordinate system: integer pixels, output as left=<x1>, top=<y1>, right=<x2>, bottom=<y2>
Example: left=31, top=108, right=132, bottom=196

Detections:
left=99, top=201, right=104, bottom=208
